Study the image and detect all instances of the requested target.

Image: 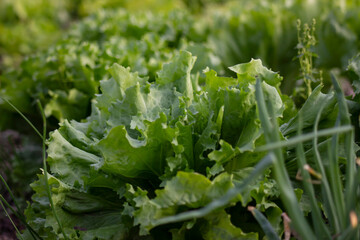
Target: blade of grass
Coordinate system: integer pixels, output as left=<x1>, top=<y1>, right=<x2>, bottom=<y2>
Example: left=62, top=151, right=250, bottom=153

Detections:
left=1, top=158, right=41, bottom=239
left=331, top=73, right=357, bottom=215
left=152, top=153, right=274, bottom=226
left=1, top=98, right=62, bottom=238
left=1, top=96, right=58, bottom=239
left=0, top=195, right=22, bottom=221
left=0, top=173, right=21, bottom=215
left=248, top=206, right=280, bottom=240
left=0, top=195, right=41, bottom=240
left=0, top=196, right=24, bottom=240
left=255, top=125, right=353, bottom=152
left=351, top=167, right=360, bottom=205
left=328, top=117, right=346, bottom=229
left=312, top=100, right=341, bottom=232
left=0, top=99, right=45, bottom=239
left=295, top=113, right=331, bottom=238
left=347, top=168, right=360, bottom=240
left=37, top=100, right=68, bottom=240
left=0, top=97, right=42, bottom=139
left=337, top=224, right=358, bottom=240
left=255, top=78, right=315, bottom=239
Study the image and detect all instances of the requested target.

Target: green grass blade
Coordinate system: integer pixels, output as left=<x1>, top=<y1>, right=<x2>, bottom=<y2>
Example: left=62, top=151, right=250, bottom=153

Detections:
left=337, top=223, right=358, bottom=240
left=0, top=175, right=41, bottom=239
left=36, top=101, right=68, bottom=240
left=255, top=125, right=353, bottom=153
left=331, top=73, right=357, bottom=215
left=1, top=96, right=56, bottom=239
left=255, top=78, right=315, bottom=239
left=0, top=195, right=22, bottom=221
left=295, top=113, right=331, bottom=238
left=328, top=117, right=346, bottom=229
left=0, top=97, right=42, bottom=139
left=351, top=168, right=360, bottom=204
left=0, top=173, right=21, bottom=214
left=0, top=195, right=40, bottom=240
left=312, top=100, right=341, bottom=232
left=152, top=153, right=274, bottom=226
left=248, top=206, right=281, bottom=240
left=0, top=196, right=24, bottom=240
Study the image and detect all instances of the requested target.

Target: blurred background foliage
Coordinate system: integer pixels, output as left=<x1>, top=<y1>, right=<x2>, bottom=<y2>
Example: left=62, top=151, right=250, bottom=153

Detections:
left=0, top=0, right=188, bottom=71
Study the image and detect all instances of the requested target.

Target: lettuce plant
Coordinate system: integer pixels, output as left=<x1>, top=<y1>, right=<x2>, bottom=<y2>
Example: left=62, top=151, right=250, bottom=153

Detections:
left=23, top=51, right=288, bottom=239
left=16, top=51, right=360, bottom=239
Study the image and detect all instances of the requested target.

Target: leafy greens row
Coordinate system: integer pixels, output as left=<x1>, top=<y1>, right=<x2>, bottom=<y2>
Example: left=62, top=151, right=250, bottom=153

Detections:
left=2, top=0, right=360, bottom=130
left=22, top=51, right=355, bottom=239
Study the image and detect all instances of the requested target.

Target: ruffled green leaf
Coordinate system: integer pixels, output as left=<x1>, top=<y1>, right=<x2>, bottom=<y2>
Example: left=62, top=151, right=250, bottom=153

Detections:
left=229, top=59, right=283, bottom=86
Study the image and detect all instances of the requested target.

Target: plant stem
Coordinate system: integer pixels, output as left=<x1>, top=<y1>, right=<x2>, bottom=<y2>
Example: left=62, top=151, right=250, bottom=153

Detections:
left=37, top=100, right=68, bottom=240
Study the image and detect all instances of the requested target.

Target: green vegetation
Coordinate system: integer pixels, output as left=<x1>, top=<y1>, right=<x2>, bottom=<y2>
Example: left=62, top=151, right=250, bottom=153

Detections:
left=1, top=0, right=360, bottom=239
left=0, top=0, right=184, bottom=71
left=0, top=9, right=221, bottom=130
left=2, top=0, right=360, bottom=130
